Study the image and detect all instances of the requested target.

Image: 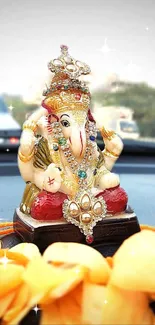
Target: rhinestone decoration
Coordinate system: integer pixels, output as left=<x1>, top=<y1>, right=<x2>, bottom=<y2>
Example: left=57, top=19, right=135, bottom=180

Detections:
left=78, top=170, right=87, bottom=179
left=46, top=115, right=105, bottom=241
left=43, top=79, right=90, bottom=97
left=48, top=45, right=91, bottom=79
left=47, top=119, right=98, bottom=191
left=43, top=46, right=91, bottom=97
left=58, top=137, right=67, bottom=146
left=53, top=143, right=59, bottom=151
left=62, top=190, right=107, bottom=242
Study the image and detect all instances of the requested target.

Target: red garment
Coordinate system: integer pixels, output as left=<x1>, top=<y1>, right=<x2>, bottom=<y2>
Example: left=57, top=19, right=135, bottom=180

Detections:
left=31, top=186, right=128, bottom=221
left=31, top=191, right=67, bottom=221
left=96, top=186, right=128, bottom=214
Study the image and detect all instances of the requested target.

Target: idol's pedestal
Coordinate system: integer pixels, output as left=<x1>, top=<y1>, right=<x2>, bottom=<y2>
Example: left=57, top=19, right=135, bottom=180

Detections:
left=1, top=205, right=140, bottom=256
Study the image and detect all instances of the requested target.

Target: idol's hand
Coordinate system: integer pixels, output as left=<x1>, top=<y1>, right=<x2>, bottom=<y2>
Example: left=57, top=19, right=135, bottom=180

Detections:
left=100, top=125, right=123, bottom=156
left=19, top=107, right=48, bottom=157
left=19, top=129, right=36, bottom=156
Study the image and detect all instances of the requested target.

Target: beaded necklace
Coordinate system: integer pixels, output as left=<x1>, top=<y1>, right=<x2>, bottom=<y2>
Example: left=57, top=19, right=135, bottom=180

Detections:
left=47, top=120, right=98, bottom=192
left=46, top=119, right=107, bottom=243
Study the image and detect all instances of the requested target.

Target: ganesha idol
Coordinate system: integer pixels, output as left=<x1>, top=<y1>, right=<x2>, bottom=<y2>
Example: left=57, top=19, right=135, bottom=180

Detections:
left=16, top=45, right=130, bottom=245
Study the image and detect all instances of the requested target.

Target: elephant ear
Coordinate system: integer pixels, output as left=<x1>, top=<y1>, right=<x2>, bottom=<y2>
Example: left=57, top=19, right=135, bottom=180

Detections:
left=33, top=137, right=53, bottom=170
left=87, top=108, right=96, bottom=123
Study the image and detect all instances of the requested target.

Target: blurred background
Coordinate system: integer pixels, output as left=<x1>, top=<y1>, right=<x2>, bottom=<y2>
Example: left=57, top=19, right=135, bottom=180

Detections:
left=0, top=0, right=155, bottom=223
left=1, top=0, right=155, bottom=140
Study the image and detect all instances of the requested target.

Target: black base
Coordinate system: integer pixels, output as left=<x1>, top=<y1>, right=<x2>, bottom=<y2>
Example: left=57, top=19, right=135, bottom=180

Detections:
left=1, top=206, right=140, bottom=256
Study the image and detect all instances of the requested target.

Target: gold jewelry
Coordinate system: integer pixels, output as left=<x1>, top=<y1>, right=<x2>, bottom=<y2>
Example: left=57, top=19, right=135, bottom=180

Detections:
left=18, top=149, right=34, bottom=163
left=103, top=148, right=119, bottom=159
left=42, top=45, right=91, bottom=113
left=100, top=126, right=115, bottom=141
left=95, top=168, right=110, bottom=178
left=47, top=120, right=97, bottom=192
left=43, top=90, right=90, bottom=114
left=61, top=173, right=79, bottom=197
left=48, top=45, right=90, bottom=79
left=23, top=120, right=37, bottom=133
left=63, top=190, right=107, bottom=243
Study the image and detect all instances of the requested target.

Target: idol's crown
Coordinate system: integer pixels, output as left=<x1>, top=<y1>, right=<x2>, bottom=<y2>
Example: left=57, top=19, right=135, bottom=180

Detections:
left=42, top=46, right=91, bottom=113
left=48, top=45, right=91, bottom=79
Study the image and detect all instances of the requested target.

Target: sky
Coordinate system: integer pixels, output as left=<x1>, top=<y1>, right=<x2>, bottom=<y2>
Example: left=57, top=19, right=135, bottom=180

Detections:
left=0, top=0, right=155, bottom=102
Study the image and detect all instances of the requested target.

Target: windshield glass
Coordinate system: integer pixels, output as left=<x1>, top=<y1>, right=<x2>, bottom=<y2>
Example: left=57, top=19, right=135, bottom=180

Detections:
left=120, top=121, right=139, bottom=133
left=0, top=98, right=8, bottom=113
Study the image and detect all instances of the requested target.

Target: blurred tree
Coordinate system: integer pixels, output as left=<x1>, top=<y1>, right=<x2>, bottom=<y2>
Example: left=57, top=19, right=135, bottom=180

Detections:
left=92, top=81, right=155, bottom=137
left=2, top=94, right=38, bottom=126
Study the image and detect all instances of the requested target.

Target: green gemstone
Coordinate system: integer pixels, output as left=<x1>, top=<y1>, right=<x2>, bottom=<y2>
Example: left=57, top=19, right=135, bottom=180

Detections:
left=64, top=85, right=68, bottom=90
left=58, top=137, right=67, bottom=146
left=78, top=170, right=87, bottom=179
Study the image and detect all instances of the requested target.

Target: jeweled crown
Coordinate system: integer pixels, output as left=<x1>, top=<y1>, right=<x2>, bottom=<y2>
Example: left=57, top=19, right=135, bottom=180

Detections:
left=42, top=45, right=91, bottom=114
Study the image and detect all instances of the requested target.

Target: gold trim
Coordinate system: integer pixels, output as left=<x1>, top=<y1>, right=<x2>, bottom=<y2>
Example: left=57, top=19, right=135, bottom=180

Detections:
left=103, top=148, right=119, bottom=159
left=100, top=127, right=115, bottom=141
left=18, top=149, right=34, bottom=163
left=43, top=91, right=90, bottom=114
left=20, top=183, right=40, bottom=215
left=23, top=120, right=37, bottom=133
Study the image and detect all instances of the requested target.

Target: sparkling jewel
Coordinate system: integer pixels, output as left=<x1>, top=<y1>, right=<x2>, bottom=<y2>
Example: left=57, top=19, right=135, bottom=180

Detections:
left=89, top=135, right=96, bottom=141
left=75, top=93, right=82, bottom=101
left=69, top=202, right=80, bottom=217
left=93, top=201, right=103, bottom=215
left=58, top=137, right=67, bottom=146
left=61, top=146, right=67, bottom=151
left=22, top=204, right=26, bottom=212
left=64, top=56, right=72, bottom=63
left=78, top=170, right=87, bottom=179
left=81, top=213, right=92, bottom=224
left=53, top=144, right=59, bottom=151
left=60, top=44, right=68, bottom=51
left=81, top=194, right=91, bottom=210
left=86, top=235, right=94, bottom=244
left=67, top=64, right=77, bottom=72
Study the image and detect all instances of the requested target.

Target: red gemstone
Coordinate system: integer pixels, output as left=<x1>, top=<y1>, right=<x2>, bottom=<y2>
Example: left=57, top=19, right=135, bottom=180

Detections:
left=86, top=235, right=94, bottom=244
left=60, top=44, right=68, bottom=51
left=75, top=93, right=81, bottom=101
